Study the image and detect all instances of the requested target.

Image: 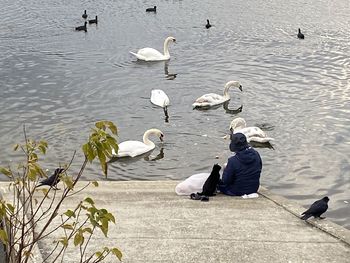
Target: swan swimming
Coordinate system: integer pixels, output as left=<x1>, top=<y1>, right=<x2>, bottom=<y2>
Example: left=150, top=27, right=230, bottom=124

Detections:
left=192, top=80, right=242, bottom=109
left=151, top=89, right=169, bottom=108
left=129, top=36, right=176, bottom=61
left=112, top=129, right=164, bottom=157
left=151, top=89, right=170, bottom=117
left=229, top=117, right=274, bottom=143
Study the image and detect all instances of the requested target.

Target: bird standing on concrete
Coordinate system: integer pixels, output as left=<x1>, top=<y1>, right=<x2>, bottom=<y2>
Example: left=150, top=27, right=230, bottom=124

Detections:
left=297, top=28, right=304, bottom=39
left=36, top=168, right=64, bottom=189
left=301, top=196, right=329, bottom=220
left=206, top=19, right=212, bottom=29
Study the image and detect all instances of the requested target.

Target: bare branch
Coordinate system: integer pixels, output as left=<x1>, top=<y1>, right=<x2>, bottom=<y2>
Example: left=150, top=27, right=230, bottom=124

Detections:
left=42, top=240, right=60, bottom=262
left=66, top=182, right=91, bottom=198
left=81, top=226, right=96, bottom=263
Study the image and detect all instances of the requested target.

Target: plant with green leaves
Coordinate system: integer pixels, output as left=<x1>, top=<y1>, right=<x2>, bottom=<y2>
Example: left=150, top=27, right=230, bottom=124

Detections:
left=0, top=121, right=122, bottom=262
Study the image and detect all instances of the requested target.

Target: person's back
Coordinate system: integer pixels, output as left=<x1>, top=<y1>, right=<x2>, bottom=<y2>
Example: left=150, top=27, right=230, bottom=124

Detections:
left=218, top=132, right=262, bottom=196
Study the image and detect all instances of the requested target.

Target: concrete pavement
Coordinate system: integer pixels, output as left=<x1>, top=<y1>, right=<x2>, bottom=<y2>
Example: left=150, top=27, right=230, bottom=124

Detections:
left=0, top=181, right=349, bottom=262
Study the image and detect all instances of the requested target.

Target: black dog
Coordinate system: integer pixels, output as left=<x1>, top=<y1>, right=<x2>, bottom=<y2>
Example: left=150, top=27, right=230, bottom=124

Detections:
left=198, top=164, right=221, bottom=196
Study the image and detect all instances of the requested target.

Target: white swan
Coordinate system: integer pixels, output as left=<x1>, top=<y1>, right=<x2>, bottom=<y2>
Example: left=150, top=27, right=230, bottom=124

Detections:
left=192, top=80, right=242, bottom=109
left=112, top=129, right=164, bottom=157
left=229, top=117, right=274, bottom=143
left=151, top=89, right=170, bottom=118
left=129, top=36, right=176, bottom=61
left=151, top=89, right=169, bottom=108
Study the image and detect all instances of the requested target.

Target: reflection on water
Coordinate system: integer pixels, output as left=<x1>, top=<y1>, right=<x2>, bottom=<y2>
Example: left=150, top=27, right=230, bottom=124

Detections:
left=108, top=147, right=164, bottom=164
left=193, top=101, right=243, bottom=114
left=0, top=0, right=349, bottom=228
left=255, top=123, right=275, bottom=132
left=164, top=107, right=169, bottom=123
left=164, top=61, right=177, bottom=80
left=144, top=148, right=165, bottom=162
left=250, top=141, right=274, bottom=150
left=223, top=101, right=243, bottom=115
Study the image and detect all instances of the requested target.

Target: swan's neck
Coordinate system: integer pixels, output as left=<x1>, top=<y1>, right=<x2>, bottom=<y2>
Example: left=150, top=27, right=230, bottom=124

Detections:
left=163, top=39, right=171, bottom=57
left=143, top=130, right=156, bottom=146
left=223, top=84, right=231, bottom=98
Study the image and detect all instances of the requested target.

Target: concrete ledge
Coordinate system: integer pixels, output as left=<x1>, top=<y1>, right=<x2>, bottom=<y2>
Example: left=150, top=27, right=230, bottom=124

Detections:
left=0, top=181, right=349, bottom=262
left=258, top=186, right=350, bottom=246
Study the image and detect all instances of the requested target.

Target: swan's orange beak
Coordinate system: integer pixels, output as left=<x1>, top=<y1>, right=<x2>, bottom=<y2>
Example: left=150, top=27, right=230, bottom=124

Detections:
left=159, top=134, right=164, bottom=142
left=173, top=39, right=176, bottom=43
left=239, top=85, right=243, bottom=91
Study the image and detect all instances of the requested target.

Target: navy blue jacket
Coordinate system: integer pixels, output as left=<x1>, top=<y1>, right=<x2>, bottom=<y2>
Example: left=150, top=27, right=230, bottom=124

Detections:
left=218, top=147, right=262, bottom=196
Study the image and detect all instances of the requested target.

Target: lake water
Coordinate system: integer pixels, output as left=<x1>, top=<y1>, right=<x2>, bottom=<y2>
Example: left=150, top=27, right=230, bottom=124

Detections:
left=0, top=0, right=349, bottom=229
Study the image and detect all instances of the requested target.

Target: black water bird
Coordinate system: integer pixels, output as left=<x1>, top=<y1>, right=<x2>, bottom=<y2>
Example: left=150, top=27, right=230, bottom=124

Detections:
left=301, top=196, right=329, bottom=220
left=206, top=19, right=212, bottom=29
left=146, top=6, right=156, bottom=12
left=37, top=168, right=64, bottom=189
left=75, top=22, right=87, bottom=32
left=166, top=73, right=177, bottom=80
left=82, top=10, right=88, bottom=19
left=89, top=16, right=98, bottom=24
left=297, top=28, right=304, bottom=39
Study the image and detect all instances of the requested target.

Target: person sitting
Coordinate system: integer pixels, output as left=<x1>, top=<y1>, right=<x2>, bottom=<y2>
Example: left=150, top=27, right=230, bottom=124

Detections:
left=218, top=132, right=262, bottom=196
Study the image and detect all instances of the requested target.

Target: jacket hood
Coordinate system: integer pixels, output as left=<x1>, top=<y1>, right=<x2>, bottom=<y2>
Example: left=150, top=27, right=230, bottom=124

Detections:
left=235, top=147, right=258, bottom=165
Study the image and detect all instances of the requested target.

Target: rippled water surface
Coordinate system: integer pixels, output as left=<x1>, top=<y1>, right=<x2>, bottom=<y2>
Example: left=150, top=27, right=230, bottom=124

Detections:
left=0, top=0, right=349, bottom=228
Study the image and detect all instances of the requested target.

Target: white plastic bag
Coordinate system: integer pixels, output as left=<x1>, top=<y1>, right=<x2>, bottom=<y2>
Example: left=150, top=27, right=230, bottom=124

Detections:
left=241, top=193, right=259, bottom=199
left=175, top=173, right=210, bottom=196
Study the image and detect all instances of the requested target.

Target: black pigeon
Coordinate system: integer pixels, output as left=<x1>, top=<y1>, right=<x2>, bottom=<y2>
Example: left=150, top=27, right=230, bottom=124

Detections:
left=37, top=168, right=64, bottom=189
left=206, top=19, right=212, bottom=29
left=75, top=22, right=87, bottom=32
left=297, top=28, right=304, bottom=39
left=82, top=10, right=88, bottom=19
left=146, top=6, right=156, bottom=12
left=301, top=196, right=329, bottom=220
left=88, top=16, right=98, bottom=24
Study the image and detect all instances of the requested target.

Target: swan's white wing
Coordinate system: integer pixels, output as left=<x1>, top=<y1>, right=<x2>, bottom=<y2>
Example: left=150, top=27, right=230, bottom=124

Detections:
left=193, top=93, right=227, bottom=108
left=247, top=136, right=275, bottom=143
left=151, top=89, right=170, bottom=107
left=235, top=127, right=274, bottom=143
left=131, top=48, right=168, bottom=61
left=238, top=127, right=266, bottom=138
left=129, top=51, right=147, bottom=61
left=112, top=140, right=155, bottom=157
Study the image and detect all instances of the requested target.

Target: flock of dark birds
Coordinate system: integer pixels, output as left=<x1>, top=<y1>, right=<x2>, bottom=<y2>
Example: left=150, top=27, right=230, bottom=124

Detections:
left=75, top=10, right=98, bottom=32
left=74, top=6, right=305, bottom=39
left=60, top=5, right=321, bottom=221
